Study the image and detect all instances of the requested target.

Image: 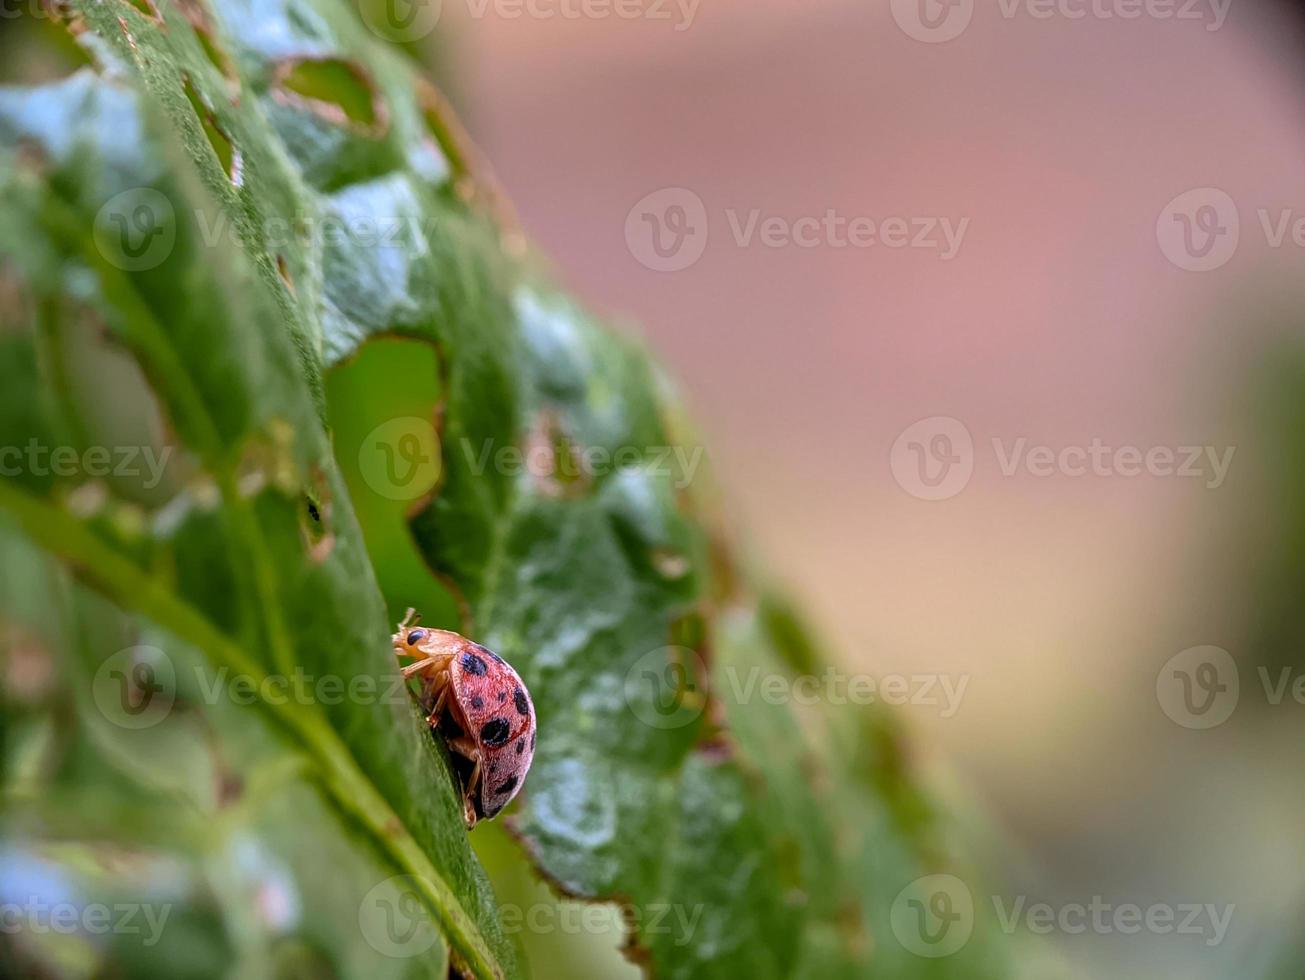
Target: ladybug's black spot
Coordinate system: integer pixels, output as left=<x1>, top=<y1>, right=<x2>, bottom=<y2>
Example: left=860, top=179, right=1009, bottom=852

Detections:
left=407, top=629, right=426, bottom=645
left=480, top=717, right=511, bottom=746
left=513, top=688, right=529, bottom=716
left=516, top=740, right=525, bottom=755
left=460, top=653, right=488, bottom=676
left=470, top=695, right=484, bottom=710
left=497, top=691, right=507, bottom=704
left=494, top=776, right=518, bottom=796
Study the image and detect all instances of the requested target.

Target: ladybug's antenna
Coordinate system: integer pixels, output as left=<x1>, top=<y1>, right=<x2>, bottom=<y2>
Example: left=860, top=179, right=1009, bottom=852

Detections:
left=398, top=607, right=422, bottom=631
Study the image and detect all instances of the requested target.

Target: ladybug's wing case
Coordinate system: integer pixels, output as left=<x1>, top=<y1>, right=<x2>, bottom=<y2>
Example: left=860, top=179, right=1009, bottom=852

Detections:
left=450, top=644, right=536, bottom=819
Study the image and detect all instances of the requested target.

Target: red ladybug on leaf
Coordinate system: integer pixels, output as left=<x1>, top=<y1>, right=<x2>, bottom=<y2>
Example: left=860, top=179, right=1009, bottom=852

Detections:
left=392, top=610, right=536, bottom=827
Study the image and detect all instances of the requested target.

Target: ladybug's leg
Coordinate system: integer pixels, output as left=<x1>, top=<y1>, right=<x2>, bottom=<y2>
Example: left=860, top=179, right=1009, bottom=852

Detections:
left=441, top=733, right=483, bottom=828
left=427, top=683, right=448, bottom=721
left=462, top=755, right=481, bottom=828
left=401, top=657, right=443, bottom=679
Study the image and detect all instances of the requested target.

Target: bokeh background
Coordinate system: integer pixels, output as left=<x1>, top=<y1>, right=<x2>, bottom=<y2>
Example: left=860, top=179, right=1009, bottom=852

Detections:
left=427, top=1, right=1305, bottom=977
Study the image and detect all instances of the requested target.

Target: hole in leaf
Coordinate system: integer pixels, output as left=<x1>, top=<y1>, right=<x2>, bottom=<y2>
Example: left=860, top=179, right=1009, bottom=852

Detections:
left=118, top=0, right=161, bottom=20
left=275, top=254, right=294, bottom=293
left=4, top=625, right=55, bottom=703
left=272, top=58, right=386, bottom=134
left=324, top=338, right=461, bottom=627
left=181, top=73, right=243, bottom=186
left=53, top=307, right=191, bottom=507
left=300, top=470, right=335, bottom=563
left=235, top=420, right=297, bottom=498
left=414, top=80, right=522, bottom=254
left=0, top=262, right=31, bottom=329
left=0, top=7, right=93, bottom=84
left=524, top=409, right=590, bottom=499
left=177, top=0, right=239, bottom=99
left=416, top=79, right=471, bottom=176
left=471, top=822, right=640, bottom=980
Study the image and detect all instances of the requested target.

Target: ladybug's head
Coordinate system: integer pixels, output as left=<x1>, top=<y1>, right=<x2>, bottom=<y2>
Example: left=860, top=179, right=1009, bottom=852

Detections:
left=393, top=626, right=429, bottom=655
left=392, top=612, right=467, bottom=662
left=393, top=607, right=430, bottom=656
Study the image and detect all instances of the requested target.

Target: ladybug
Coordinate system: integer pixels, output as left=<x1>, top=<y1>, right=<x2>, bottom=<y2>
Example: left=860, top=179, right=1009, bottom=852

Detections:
left=392, top=609, right=535, bottom=827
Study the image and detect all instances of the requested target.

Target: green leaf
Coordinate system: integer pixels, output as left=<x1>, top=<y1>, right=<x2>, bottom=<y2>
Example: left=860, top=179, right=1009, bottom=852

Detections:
left=0, top=44, right=511, bottom=980
left=0, top=2, right=1022, bottom=978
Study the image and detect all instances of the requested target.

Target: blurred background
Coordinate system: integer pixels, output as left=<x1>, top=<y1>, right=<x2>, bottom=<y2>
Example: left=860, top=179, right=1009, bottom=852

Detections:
left=429, top=1, right=1305, bottom=977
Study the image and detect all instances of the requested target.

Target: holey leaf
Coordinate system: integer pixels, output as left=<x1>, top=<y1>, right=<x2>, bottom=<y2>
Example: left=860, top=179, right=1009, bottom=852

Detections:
left=0, top=3, right=1020, bottom=979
